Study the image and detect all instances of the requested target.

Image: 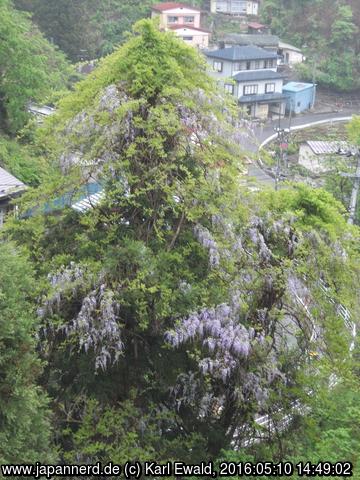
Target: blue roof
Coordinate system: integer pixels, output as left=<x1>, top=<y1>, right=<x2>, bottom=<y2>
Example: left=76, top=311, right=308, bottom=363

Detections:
left=205, top=45, right=278, bottom=61
left=233, top=70, right=285, bottom=82
left=282, top=82, right=314, bottom=92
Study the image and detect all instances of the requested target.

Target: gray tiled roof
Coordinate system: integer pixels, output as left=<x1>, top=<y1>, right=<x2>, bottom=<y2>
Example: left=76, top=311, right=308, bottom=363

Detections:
left=238, top=92, right=289, bottom=103
left=222, top=34, right=279, bottom=47
left=205, top=45, right=278, bottom=61
left=0, top=167, right=26, bottom=199
left=233, top=70, right=285, bottom=82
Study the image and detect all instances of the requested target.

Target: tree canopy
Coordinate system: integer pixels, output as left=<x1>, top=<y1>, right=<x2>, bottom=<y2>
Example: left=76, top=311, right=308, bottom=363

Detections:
left=0, top=0, right=70, bottom=134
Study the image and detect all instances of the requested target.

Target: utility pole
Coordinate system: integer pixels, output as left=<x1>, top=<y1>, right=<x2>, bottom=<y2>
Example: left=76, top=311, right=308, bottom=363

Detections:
left=341, top=151, right=360, bottom=225
left=274, top=116, right=290, bottom=191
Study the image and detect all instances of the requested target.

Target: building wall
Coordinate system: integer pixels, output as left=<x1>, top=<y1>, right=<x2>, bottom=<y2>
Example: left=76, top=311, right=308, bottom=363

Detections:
left=298, top=145, right=328, bottom=173
left=283, top=49, right=303, bottom=66
left=234, top=78, right=283, bottom=98
left=211, top=0, right=258, bottom=15
left=206, top=58, right=277, bottom=78
left=247, top=1, right=258, bottom=15
left=254, top=103, right=268, bottom=119
left=151, top=7, right=201, bottom=29
left=174, top=28, right=209, bottom=48
left=284, top=86, right=316, bottom=114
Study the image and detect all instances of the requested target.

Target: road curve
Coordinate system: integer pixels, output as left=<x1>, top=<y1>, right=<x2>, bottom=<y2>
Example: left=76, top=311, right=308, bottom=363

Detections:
left=245, top=111, right=358, bottom=186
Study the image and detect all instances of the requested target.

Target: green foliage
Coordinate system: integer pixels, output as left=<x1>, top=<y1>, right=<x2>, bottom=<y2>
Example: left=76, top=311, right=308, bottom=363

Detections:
left=0, top=133, right=48, bottom=186
left=14, top=0, right=164, bottom=61
left=0, top=242, right=54, bottom=464
left=0, top=0, right=70, bottom=134
left=261, top=0, right=360, bottom=91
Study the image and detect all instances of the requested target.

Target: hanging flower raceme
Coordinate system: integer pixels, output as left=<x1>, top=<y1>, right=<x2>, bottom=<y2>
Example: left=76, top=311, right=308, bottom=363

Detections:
left=165, top=303, right=259, bottom=382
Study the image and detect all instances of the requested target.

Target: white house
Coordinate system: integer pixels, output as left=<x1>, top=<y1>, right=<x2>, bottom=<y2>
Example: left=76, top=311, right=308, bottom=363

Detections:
left=298, top=141, right=355, bottom=174
left=151, top=2, right=210, bottom=48
left=278, top=41, right=304, bottom=67
left=210, top=0, right=259, bottom=16
left=205, top=45, right=287, bottom=119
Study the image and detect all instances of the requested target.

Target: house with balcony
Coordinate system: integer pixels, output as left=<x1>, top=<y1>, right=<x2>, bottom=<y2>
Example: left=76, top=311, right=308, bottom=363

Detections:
left=210, top=0, right=259, bottom=16
left=151, top=2, right=210, bottom=48
left=205, top=45, right=288, bottom=118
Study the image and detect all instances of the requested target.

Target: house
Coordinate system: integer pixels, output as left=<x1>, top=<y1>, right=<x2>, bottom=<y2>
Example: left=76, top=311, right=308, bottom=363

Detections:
left=219, top=33, right=279, bottom=53
left=210, top=0, right=259, bottom=16
left=205, top=45, right=287, bottom=118
left=151, top=2, right=210, bottom=48
left=0, top=167, right=27, bottom=227
left=278, top=41, right=304, bottom=67
left=298, top=141, right=355, bottom=174
left=282, top=82, right=316, bottom=114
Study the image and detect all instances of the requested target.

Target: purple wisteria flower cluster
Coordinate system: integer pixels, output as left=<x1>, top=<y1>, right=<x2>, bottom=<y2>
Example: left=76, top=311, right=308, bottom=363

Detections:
left=39, top=263, right=123, bottom=372
left=166, top=303, right=256, bottom=382
left=64, top=284, right=123, bottom=372
left=38, top=262, right=86, bottom=318
left=193, top=224, right=220, bottom=267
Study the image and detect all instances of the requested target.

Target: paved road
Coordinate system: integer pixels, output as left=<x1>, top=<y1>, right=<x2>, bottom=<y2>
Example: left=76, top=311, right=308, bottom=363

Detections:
left=245, top=109, right=359, bottom=186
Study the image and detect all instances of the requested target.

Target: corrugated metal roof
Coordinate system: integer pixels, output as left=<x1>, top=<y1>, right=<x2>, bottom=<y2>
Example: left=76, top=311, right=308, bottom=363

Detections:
left=306, top=141, right=355, bottom=155
left=0, top=167, right=26, bottom=199
left=71, top=191, right=105, bottom=213
left=28, top=103, right=56, bottom=117
left=233, top=69, right=285, bottom=82
left=205, top=45, right=278, bottom=61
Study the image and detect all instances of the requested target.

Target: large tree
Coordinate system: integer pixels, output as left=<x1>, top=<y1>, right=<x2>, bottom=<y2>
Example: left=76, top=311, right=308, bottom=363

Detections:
left=9, top=20, right=360, bottom=463
left=0, top=242, right=54, bottom=463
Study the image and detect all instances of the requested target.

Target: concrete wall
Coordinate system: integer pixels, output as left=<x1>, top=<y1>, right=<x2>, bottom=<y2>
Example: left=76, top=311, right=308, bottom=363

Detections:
left=298, top=144, right=328, bottom=173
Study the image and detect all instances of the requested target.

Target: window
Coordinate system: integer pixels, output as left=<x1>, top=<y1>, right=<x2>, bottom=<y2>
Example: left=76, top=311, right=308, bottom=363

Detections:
left=213, top=61, right=223, bottom=72
left=265, top=83, right=275, bottom=93
left=224, top=83, right=234, bottom=94
left=265, top=59, right=275, bottom=68
left=255, top=60, right=261, bottom=69
left=246, top=61, right=251, bottom=70
left=167, top=16, right=178, bottom=23
left=184, top=16, right=195, bottom=23
left=243, top=84, right=258, bottom=95
left=183, top=36, right=193, bottom=41
left=234, top=62, right=245, bottom=71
